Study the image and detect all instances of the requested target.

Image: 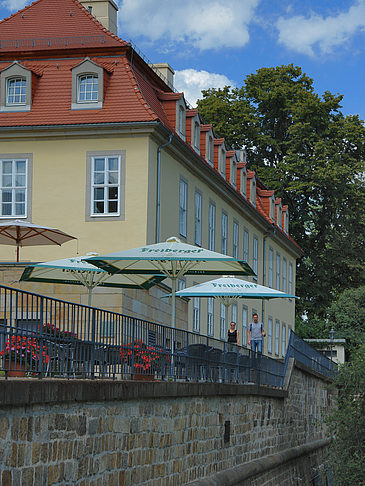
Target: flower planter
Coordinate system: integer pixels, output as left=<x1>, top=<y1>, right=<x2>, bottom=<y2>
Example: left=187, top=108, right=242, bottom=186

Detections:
left=133, top=372, right=154, bottom=381
left=5, top=360, right=26, bottom=377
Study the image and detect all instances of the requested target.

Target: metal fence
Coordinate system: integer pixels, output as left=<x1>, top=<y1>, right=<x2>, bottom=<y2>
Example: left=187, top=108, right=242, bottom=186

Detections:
left=0, top=284, right=336, bottom=385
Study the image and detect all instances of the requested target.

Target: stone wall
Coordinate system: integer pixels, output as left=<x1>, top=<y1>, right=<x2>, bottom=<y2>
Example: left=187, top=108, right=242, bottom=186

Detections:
left=0, top=363, right=335, bottom=486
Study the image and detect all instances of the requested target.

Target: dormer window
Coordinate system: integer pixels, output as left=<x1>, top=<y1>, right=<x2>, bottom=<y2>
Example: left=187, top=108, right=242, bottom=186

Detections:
left=250, top=178, right=256, bottom=206
left=208, top=136, right=214, bottom=165
left=240, top=169, right=247, bottom=197
left=78, top=74, right=98, bottom=102
left=71, top=59, right=103, bottom=110
left=1, top=62, right=32, bottom=112
left=7, top=78, right=26, bottom=105
left=176, top=100, right=186, bottom=140
left=231, top=159, right=237, bottom=188
left=194, top=121, right=200, bottom=152
left=284, top=209, right=289, bottom=233
left=276, top=202, right=282, bottom=228
left=270, top=196, right=275, bottom=221
left=219, top=147, right=225, bottom=177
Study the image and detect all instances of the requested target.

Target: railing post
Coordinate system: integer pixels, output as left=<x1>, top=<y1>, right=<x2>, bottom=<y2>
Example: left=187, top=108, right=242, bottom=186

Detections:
left=90, top=308, right=96, bottom=379
left=38, top=296, right=44, bottom=378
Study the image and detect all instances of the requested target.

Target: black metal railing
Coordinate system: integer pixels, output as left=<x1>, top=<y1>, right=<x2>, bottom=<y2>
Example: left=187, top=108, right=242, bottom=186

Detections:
left=0, top=35, right=107, bottom=50
left=0, top=284, right=336, bottom=384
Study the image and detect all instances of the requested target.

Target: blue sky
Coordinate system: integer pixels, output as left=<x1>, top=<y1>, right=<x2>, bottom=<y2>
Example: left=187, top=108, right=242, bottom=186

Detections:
left=1, top=0, right=365, bottom=118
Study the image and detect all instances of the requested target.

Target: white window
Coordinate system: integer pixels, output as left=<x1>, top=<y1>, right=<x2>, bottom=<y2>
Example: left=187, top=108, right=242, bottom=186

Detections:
left=282, top=324, right=286, bottom=357
left=207, top=298, right=214, bottom=336
left=0, top=158, right=27, bottom=217
left=221, top=212, right=228, bottom=255
left=276, top=253, right=281, bottom=290
left=275, top=320, right=280, bottom=356
left=233, top=221, right=239, bottom=259
left=277, top=204, right=282, bottom=228
left=194, top=121, right=200, bottom=151
left=220, top=303, right=226, bottom=340
left=208, top=136, right=214, bottom=165
left=270, top=197, right=275, bottom=221
left=269, top=247, right=273, bottom=288
left=241, top=169, right=247, bottom=197
left=91, top=156, right=120, bottom=216
left=208, top=203, right=215, bottom=251
left=193, top=297, right=200, bottom=332
left=219, top=148, right=225, bottom=177
left=231, top=302, right=237, bottom=326
left=250, top=178, right=256, bottom=206
left=78, top=74, right=98, bottom=102
left=194, top=191, right=202, bottom=246
left=178, top=104, right=186, bottom=139
left=289, top=263, right=293, bottom=295
left=253, top=236, right=258, bottom=275
left=242, top=306, right=248, bottom=346
left=179, top=178, right=188, bottom=237
left=243, top=229, right=249, bottom=263
left=7, top=77, right=26, bottom=105
left=268, top=317, right=273, bottom=354
left=231, top=159, right=237, bottom=188
left=71, top=59, right=103, bottom=110
left=282, top=258, right=287, bottom=293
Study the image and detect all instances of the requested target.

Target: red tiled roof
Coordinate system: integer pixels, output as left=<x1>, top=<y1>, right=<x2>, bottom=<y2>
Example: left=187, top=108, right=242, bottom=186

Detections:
left=0, top=0, right=126, bottom=53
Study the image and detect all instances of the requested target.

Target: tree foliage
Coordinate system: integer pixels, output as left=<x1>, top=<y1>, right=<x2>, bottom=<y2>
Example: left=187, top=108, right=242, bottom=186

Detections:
left=197, top=65, right=365, bottom=319
left=327, top=344, right=365, bottom=485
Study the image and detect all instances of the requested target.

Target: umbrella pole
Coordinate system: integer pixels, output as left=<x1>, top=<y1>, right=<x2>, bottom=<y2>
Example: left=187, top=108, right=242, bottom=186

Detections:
left=88, top=287, right=93, bottom=307
left=16, top=243, right=20, bottom=262
left=171, top=277, right=177, bottom=376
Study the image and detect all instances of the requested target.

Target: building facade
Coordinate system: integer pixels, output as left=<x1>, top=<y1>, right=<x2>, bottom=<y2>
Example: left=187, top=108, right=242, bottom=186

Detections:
left=0, top=0, right=302, bottom=356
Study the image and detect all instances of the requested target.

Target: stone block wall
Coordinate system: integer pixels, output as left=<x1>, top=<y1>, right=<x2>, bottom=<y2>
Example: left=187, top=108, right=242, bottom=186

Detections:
left=0, top=364, right=335, bottom=486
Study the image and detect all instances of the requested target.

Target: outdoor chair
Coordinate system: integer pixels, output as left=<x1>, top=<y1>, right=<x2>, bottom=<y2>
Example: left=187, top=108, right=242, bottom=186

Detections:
left=207, top=347, right=223, bottom=382
left=186, top=343, right=208, bottom=381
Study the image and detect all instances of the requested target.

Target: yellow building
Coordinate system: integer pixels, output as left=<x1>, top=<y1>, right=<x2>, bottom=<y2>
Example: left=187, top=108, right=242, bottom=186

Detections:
left=0, top=0, right=302, bottom=357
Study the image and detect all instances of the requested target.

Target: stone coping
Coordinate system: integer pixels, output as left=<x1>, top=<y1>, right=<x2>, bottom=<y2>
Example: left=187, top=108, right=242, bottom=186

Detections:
left=186, top=438, right=331, bottom=486
left=0, top=379, right=287, bottom=407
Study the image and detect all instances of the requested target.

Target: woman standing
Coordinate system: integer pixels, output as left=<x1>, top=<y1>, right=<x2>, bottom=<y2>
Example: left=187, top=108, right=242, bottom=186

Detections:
left=227, top=321, right=240, bottom=349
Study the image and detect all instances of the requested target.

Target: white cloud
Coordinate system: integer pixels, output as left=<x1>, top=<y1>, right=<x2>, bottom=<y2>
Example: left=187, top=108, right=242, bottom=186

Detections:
left=1, top=0, right=28, bottom=10
left=276, top=1, right=365, bottom=56
left=118, top=0, right=259, bottom=50
left=174, top=69, right=235, bottom=107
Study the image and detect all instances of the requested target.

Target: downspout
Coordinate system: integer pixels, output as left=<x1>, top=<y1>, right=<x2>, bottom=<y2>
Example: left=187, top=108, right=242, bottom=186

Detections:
left=262, top=225, right=276, bottom=323
left=156, top=133, right=173, bottom=243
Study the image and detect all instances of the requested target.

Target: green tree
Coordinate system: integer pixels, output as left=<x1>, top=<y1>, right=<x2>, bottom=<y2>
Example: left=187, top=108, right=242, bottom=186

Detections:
left=327, top=344, right=365, bottom=485
left=327, top=286, right=365, bottom=357
left=197, top=65, right=365, bottom=319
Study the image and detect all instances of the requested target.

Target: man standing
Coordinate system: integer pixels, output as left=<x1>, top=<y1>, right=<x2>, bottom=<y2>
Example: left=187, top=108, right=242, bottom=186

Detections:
left=247, top=313, right=265, bottom=353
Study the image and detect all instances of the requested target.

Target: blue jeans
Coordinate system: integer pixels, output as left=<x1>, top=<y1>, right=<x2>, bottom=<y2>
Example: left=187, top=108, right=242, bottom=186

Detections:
left=251, top=339, right=262, bottom=353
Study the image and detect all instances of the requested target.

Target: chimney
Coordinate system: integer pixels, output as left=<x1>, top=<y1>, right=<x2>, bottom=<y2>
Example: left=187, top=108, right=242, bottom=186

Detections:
left=80, top=0, right=118, bottom=35
left=149, top=63, right=175, bottom=90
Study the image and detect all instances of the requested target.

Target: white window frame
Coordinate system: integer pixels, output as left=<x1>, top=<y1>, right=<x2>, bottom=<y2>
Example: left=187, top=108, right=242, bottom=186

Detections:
left=207, top=298, right=214, bottom=336
left=78, top=74, right=99, bottom=103
left=179, top=178, right=188, bottom=238
left=178, top=103, right=186, bottom=140
left=269, top=247, right=274, bottom=288
left=270, top=196, right=275, bottom=221
left=194, top=191, right=202, bottom=246
left=289, top=263, right=293, bottom=296
left=221, top=211, right=228, bottom=255
left=282, top=323, right=286, bottom=357
left=193, top=120, right=200, bottom=152
left=276, top=204, right=282, bottom=228
left=219, top=147, right=226, bottom=177
left=208, top=202, right=215, bottom=251
left=1, top=62, right=32, bottom=112
left=193, top=296, right=200, bottom=332
left=71, top=59, right=103, bottom=110
left=241, top=168, right=247, bottom=197
left=90, top=155, right=121, bottom=217
left=231, top=159, right=237, bottom=188
left=7, top=77, right=27, bottom=105
left=0, top=157, right=28, bottom=218
left=233, top=221, right=239, bottom=259
left=275, top=320, right=280, bottom=356
left=243, top=229, right=249, bottom=263
left=208, top=135, right=214, bottom=165
left=282, top=258, right=287, bottom=293
left=220, top=303, right=226, bottom=340
left=268, top=317, right=273, bottom=354
left=250, top=178, right=256, bottom=206
left=276, top=252, right=281, bottom=290
left=253, top=236, right=258, bottom=276
left=231, top=302, right=237, bottom=326
left=242, top=306, right=248, bottom=346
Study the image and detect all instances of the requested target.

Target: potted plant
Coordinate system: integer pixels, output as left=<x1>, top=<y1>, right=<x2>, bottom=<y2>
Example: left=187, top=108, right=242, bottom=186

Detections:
left=120, top=339, right=170, bottom=381
left=1, top=335, right=50, bottom=377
